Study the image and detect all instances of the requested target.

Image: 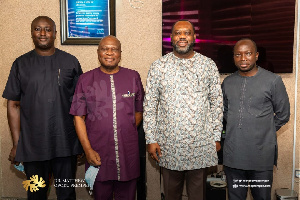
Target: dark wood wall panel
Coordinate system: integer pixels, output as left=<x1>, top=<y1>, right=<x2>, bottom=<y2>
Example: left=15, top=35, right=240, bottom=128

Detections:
left=162, top=0, right=295, bottom=73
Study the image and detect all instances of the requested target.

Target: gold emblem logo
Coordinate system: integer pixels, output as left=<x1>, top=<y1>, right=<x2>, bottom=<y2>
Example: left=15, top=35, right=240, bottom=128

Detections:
left=22, top=175, right=46, bottom=192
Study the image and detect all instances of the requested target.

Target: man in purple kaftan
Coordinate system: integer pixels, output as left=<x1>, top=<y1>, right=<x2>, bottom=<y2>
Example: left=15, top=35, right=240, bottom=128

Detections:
left=70, top=36, right=144, bottom=200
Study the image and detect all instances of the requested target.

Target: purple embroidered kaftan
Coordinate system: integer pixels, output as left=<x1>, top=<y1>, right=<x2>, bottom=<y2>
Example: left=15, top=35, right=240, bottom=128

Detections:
left=70, top=67, right=144, bottom=182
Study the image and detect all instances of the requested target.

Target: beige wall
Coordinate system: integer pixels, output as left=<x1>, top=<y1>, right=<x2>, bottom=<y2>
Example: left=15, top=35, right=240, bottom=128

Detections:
left=0, top=0, right=298, bottom=199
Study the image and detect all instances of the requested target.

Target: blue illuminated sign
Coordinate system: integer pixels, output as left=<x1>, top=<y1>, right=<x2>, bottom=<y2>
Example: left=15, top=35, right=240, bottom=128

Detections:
left=67, top=0, right=110, bottom=38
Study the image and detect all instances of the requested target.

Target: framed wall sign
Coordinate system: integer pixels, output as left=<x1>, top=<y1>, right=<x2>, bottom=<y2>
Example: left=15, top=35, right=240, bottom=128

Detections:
left=60, top=0, right=115, bottom=45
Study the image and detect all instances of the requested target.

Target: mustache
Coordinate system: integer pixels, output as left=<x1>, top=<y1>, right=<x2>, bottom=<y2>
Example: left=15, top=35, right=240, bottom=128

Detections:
left=175, top=39, right=188, bottom=45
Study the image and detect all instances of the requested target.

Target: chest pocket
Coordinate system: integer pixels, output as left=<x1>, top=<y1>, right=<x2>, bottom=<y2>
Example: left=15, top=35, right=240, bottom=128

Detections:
left=58, top=68, right=75, bottom=88
left=246, top=95, right=266, bottom=117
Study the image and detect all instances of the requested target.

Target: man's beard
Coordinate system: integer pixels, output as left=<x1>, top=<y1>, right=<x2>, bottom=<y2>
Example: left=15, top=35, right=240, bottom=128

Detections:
left=172, top=39, right=195, bottom=55
left=34, top=41, right=54, bottom=50
left=37, top=43, right=51, bottom=49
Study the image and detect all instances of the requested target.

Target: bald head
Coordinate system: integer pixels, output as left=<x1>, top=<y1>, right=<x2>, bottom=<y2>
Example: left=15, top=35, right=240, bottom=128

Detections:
left=98, top=35, right=121, bottom=51
left=234, top=38, right=257, bottom=53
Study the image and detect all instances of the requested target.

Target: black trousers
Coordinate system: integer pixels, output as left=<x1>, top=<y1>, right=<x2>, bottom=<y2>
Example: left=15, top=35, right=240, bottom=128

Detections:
left=23, top=156, right=77, bottom=200
left=162, top=167, right=206, bottom=200
left=224, top=166, right=273, bottom=200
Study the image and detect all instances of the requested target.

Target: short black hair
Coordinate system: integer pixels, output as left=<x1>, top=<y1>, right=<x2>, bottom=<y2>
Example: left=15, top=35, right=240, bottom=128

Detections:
left=234, top=38, right=257, bottom=52
left=31, top=16, right=56, bottom=31
left=171, top=19, right=195, bottom=34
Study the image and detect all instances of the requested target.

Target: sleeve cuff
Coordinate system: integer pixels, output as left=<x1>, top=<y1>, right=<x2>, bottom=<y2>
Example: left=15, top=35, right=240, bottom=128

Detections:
left=146, top=139, right=157, bottom=144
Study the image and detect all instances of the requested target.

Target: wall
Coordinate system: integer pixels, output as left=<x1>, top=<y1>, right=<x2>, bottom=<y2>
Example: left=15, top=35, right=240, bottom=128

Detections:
left=0, top=0, right=298, bottom=199
left=294, top=0, right=300, bottom=196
